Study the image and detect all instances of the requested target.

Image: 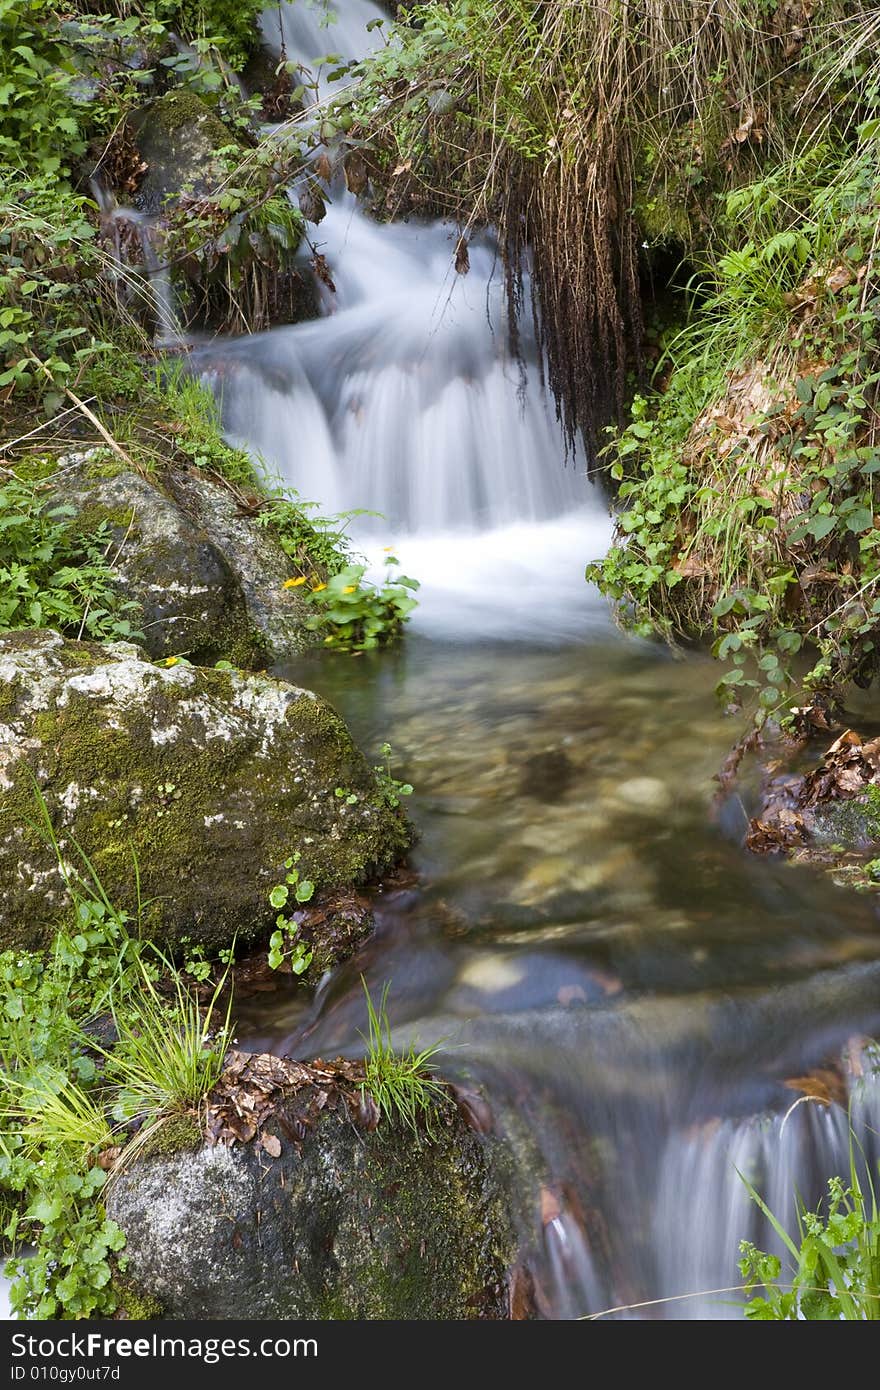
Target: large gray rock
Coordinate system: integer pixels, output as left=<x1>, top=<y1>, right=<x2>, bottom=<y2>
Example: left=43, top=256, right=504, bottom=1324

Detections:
left=0, top=630, right=411, bottom=952
left=107, top=1055, right=516, bottom=1320
left=49, top=453, right=317, bottom=665
left=51, top=455, right=253, bottom=663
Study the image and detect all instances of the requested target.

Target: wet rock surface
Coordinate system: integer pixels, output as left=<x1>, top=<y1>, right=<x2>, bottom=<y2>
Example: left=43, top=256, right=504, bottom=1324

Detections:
left=746, top=726, right=880, bottom=889
left=108, top=1051, right=516, bottom=1320
left=128, top=92, right=233, bottom=216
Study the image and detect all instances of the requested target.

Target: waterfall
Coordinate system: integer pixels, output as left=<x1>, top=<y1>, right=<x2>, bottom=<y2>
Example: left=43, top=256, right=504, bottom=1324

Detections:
left=90, top=179, right=181, bottom=347
left=195, top=0, right=613, bottom=642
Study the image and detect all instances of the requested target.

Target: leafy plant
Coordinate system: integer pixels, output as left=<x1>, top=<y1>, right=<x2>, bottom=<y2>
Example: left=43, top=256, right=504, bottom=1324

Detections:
left=0, top=470, right=142, bottom=643
left=589, top=131, right=880, bottom=727
left=102, top=952, right=232, bottom=1122
left=373, top=742, right=413, bottom=809
left=266, top=852, right=314, bottom=974
left=0, top=792, right=233, bottom=1318
left=739, top=1155, right=880, bottom=1319
left=360, top=979, right=449, bottom=1139
left=307, top=554, right=420, bottom=652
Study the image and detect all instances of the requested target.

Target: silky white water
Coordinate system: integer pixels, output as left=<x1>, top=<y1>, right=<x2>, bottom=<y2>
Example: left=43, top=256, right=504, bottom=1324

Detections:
left=196, top=1, right=613, bottom=642
left=202, top=199, right=611, bottom=639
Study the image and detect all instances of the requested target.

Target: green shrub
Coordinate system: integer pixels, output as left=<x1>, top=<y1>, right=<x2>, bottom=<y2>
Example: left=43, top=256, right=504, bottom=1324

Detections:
left=306, top=555, right=420, bottom=652
left=739, top=1158, right=880, bottom=1319
left=0, top=470, right=142, bottom=642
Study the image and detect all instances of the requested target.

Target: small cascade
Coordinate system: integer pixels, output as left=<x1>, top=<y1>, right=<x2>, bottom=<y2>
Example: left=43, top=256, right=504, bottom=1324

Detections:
left=189, top=0, right=613, bottom=642
left=264, top=0, right=390, bottom=96
left=90, top=178, right=181, bottom=345
left=653, top=1060, right=880, bottom=1319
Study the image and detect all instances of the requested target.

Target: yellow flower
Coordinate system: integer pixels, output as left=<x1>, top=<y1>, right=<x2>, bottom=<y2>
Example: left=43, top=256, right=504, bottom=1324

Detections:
left=164, top=656, right=180, bottom=667
left=343, top=585, right=357, bottom=594
left=383, top=546, right=395, bottom=552
left=283, top=576, right=308, bottom=589
left=312, top=582, right=327, bottom=592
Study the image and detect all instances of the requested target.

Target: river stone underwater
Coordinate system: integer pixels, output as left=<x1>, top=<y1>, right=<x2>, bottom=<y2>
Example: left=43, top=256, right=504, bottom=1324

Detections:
left=193, top=0, right=880, bottom=1320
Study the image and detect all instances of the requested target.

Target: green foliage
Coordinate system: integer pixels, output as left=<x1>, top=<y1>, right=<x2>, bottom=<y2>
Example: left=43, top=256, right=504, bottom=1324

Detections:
left=739, top=1158, right=880, bottom=1319
left=146, top=0, right=265, bottom=73
left=0, top=0, right=88, bottom=176
left=0, top=0, right=264, bottom=181
left=0, top=175, right=138, bottom=410
left=165, top=156, right=306, bottom=328
left=373, top=742, right=414, bottom=810
left=102, top=952, right=232, bottom=1122
left=255, top=493, right=363, bottom=576
left=307, top=554, right=420, bottom=652
left=1, top=794, right=233, bottom=1318
left=589, top=133, right=880, bottom=725
left=266, top=852, right=314, bottom=974
left=0, top=469, right=142, bottom=641
left=258, top=501, right=421, bottom=650
left=360, top=980, right=450, bottom=1139
left=159, top=366, right=256, bottom=486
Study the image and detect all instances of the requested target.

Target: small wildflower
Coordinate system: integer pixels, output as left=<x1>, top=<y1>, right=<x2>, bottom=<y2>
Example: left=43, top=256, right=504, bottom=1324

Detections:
left=164, top=656, right=180, bottom=667
left=312, top=582, right=327, bottom=592
left=383, top=546, right=395, bottom=552
left=343, top=585, right=357, bottom=593
left=283, top=576, right=308, bottom=589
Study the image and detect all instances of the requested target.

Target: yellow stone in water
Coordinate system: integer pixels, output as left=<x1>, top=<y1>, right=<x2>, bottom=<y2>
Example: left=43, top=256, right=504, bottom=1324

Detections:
left=457, top=954, right=528, bottom=994
left=615, top=777, right=671, bottom=812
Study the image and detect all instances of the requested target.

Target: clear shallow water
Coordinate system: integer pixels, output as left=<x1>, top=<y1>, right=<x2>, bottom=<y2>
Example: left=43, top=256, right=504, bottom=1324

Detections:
left=196, top=0, right=880, bottom=1320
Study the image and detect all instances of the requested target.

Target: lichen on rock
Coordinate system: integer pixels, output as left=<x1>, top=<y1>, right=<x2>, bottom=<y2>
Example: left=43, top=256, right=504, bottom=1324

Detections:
left=0, top=629, right=412, bottom=953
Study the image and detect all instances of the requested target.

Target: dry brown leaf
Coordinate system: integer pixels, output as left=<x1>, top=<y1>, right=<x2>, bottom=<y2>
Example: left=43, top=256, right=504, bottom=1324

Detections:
left=261, top=1132, right=282, bottom=1158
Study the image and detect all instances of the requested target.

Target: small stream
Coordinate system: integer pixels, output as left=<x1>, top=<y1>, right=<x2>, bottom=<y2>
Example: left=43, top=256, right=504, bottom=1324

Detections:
left=190, top=0, right=880, bottom=1319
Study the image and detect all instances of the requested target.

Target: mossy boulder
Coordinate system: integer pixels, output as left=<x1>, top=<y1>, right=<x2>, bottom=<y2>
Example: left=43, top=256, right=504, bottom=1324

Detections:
left=167, top=468, right=317, bottom=662
left=128, top=91, right=234, bottom=216
left=46, top=453, right=317, bottom=665
left=0, top=630, right=412, bottom=952
left=107, top=1058, right=516, bottom=1320
left=48, top=454, right=253, bottom=664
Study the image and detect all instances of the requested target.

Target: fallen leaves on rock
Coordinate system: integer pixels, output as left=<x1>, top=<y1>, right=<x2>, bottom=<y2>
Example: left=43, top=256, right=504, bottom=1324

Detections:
left=798, top=729, right=880, bottom=807
left=205, top=1049, right=367, bottom=1151
left=746, top=727, right=880, bottom=856
left=788, top=695, right=835, bottom=737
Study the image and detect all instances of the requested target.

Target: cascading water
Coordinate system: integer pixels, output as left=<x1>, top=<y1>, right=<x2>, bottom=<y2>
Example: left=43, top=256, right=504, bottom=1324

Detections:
left=191, top=0, right=880, bottom=1321
left=197, top=0, right=610, bottom=642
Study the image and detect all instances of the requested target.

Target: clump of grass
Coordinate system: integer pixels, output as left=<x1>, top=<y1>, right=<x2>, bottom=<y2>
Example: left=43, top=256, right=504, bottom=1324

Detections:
left=1, top=1068, right=113, bottom=1162
left=360, top=980, right=450, bottom=1139
left=104, top=950, right=232, bottom=1124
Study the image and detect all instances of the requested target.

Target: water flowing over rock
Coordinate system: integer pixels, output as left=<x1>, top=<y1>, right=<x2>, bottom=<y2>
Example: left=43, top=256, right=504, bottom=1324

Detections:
left=0, top=630, right=411, bottom=953
left=107, top=1056, right=516, bottom=1320
left=46, top=453, right=317, bottom=665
